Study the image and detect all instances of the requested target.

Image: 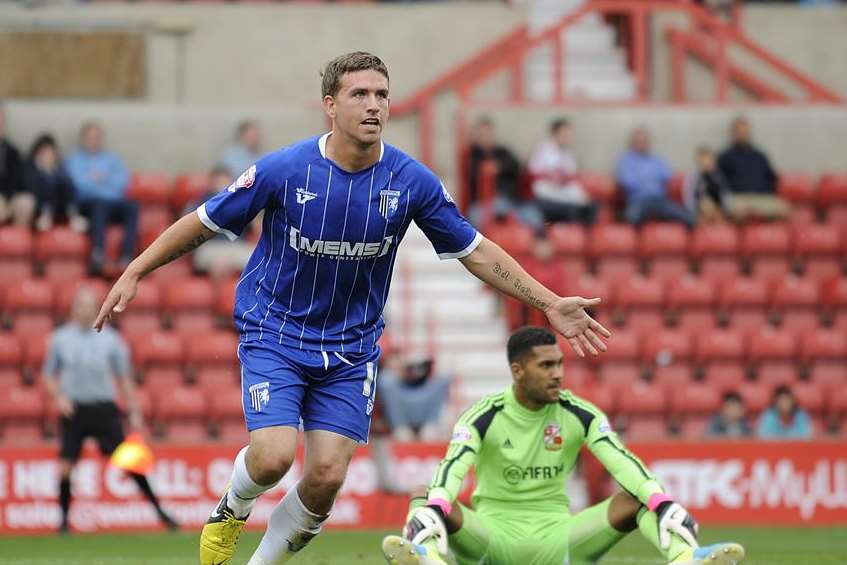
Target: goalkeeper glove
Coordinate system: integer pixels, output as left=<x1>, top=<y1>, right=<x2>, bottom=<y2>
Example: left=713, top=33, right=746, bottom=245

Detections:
left=654, top=499, right=699, bottom=549
left=403, top=505, right=448, bottom=555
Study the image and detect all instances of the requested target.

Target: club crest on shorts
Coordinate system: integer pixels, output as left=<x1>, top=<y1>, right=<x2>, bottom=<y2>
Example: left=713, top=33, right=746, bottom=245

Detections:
left=543, top=422, right=563, bottom=451
left=379, top=189, right=400, bottom=219
left=228, top=164, right=256, bottom=192
left=249, top=382, right=270, bottom=412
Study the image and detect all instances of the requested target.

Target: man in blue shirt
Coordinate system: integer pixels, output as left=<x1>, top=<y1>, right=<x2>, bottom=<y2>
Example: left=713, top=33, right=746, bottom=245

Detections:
left=94, top=52, right=611, bottom=565
left=221, top=119, right=264, bottom=178
left=66, top=121, right=138, bottom=273
left=616, top=127, right=695, bottom=227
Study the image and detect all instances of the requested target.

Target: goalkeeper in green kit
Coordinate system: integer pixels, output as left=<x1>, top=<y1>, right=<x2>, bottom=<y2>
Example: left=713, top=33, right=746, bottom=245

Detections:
left=382, top=327, right=745, bottom=565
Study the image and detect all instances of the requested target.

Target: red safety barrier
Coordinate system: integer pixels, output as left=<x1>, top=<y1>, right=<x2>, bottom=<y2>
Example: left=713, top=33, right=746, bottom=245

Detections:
left=0, top=441, right=844, bottom=533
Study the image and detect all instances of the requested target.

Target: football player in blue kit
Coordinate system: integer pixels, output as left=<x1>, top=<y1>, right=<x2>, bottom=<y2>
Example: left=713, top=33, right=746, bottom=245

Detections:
left=93, top=52, right=611, bottom=565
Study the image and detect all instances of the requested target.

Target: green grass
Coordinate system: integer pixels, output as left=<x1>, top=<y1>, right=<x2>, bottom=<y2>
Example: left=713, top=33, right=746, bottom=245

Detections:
left=2, top=527, right=846, bottom=564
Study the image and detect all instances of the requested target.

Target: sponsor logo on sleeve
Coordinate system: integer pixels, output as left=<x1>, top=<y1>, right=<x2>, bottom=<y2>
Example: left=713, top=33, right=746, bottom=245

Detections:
left=441, top=182, right=455, bottom=204
left=598, top=420, right=612, bottom=434
left=228, top=164, right=256, bottom=192
left=451, top=426, right=472, bottom=443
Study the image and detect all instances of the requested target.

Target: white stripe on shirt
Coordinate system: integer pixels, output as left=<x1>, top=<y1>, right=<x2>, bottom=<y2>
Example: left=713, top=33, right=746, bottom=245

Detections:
left=299, top=164, right=333, bottom=348
left=278, top=164, right=312, bottom=343
left=437, top=231, right=483, bottom=260
left=359, top=170, right=394, bottom=352
left=320, top=177, right=354, bottom=349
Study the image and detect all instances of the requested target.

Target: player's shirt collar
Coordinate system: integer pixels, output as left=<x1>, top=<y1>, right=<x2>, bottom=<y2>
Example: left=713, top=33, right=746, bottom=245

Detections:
left=318, top=132, right=385, bottom=172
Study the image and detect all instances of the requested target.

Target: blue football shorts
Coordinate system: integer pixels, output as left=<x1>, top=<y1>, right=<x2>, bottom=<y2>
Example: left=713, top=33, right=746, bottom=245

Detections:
left=237, top=340, right=381, bottom=443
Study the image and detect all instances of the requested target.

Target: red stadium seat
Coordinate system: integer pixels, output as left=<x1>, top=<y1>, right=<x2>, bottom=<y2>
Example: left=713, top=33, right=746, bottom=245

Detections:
left=614, top=276, right=664, bottom=309
left=828, top=386, right=847, bottom=416
left=726, top=310, right=771, bottom=334
left=679, top=417, right=709, bottom=439
left=139, top=206, right=173, bottom=232
left=589, top=224, right=637, bottom=258
left=638, top=223, right=688, bottom=258
left=119, top=312, right=162, bottom=334
left=163, top=421, right=209, bottom=442
left=647, top=257, right=690, bottom=284
left=4, top=279, right=54, bottom=315
left=130, top=280, right=163, bottom=312
left=793, top=223, right=841, bottom=257
left=787, top=205, right=816, bottom=228
left=621, top=311, right=666, bottom=334
left=738, top=383, right=771, bottom=414
left=143, top=368, right=186, bottom=391
left=597, top=362, right=641, bottom=391
left=171, top=311, right=218, bottom=332
left=668, top=276, right=715, bottom=309
left=208, top=386, right=244, bottom=421
left=0, top=226, right=33, bottom=258
left=809, top=364, right=847, bottom=389
left=741, top=224, right=790, bottom=257
left=817, top=173, right=847, bottom=205
left=803, top=256, right=842, bottom=282
left=695, top=329, right=745, bottom=363
left=155, top=385, right=206, bottom=422
left=580, top=172, right=616, bottom=203
left=595, top=257, right=639, bottom=280
left=172, top=172, right=211, bottom=212
left=698, top=257, right=741, bottom=285
left=195, top=368, right=239, bottom=393
left=130, top=331, right=184, bottom=369
left=1, top=422, right=44, bottom=444
left=162, top=277, right=215, bottom=311
left=14, top=314, right=55, bottom=337
left=670, top=384, right=721, bottom=415
left=642, top=330, right=692, bottom=364
left=821, top=276, right=847, bottom=309
left=778, top=172, right=816, bottom=204
left=34, top=227, right=89, bottom=261
left=755, top=363, right=799, bottom=388
left=779, top=311, right=821, bottom=334
left=800, top=329, right=846, bottom=363
left=793, top=383, right=826, bottom=415
left=128, top=172, right=171, bottom=205
left=593, top=330, right=639, bottom=363
left=747, top=327, right=796, bottom=362
left=487, top=223, right=534, bottom=257
left=563, top=275, right=613, bottom=309
left=689, top=224, right=739, bottom=258
left=719, top=277, right=768, bottom=309
left=562, top=364, right=594, bottom=389
left=675, top=310, right=717, bottom=333
left=653, top=365, right=694, bottom=390
left=750, top=257, right=792, bottom=286
left=0, top=385, right=44, bottom=422
left=771, top=275, right=819, bottom=310
left=617, top=382, right=667, bottom=415
left=578, top=383, right=616, bottom=415
left=43, top=259, right=88, bottom=283
left=0, top=333, right=21, bottom=369
left=547, top=224, right=587, bottom=257
left=703, top=362, right=747, bottom=393
left=623, top=418, right=668, bottom=441
left=184, top=332, right=239, bottom=369
left=0, top=369, right=21, bottom=388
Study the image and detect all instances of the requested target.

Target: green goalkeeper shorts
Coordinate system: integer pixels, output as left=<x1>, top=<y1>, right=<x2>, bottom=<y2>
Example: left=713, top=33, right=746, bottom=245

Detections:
left=448, top=500, right=622, bottom=565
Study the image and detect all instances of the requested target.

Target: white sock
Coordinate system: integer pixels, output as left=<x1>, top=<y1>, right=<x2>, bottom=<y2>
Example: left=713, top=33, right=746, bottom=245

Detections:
left=227, top=446, right=277, bottom=519
left=247, top=485, right=328, bottom=565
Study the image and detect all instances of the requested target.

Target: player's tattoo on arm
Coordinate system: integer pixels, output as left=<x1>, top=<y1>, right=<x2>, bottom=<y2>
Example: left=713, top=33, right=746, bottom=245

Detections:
left=492, top=262, right=511, bottom=282
left=513, top=278, right=551, bottom=312
left=163, top=232, right=213, bottom=264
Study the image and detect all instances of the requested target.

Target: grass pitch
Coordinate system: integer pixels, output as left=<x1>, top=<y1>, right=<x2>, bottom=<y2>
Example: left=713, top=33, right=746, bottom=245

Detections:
left=2, top=527, right=846, bottom=564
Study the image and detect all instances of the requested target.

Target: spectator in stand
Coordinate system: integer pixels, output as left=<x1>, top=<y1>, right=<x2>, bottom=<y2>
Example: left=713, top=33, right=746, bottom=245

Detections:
left=706, top=391, right=753, bottom=438
left=466, top=116, right=544, bottom=235
left=0, top=102, right=25, bottom=225
left=717, top=116, right=788, bottom=220
left=377, top=353, right=451, bottom=442
left=758, top=385, right=812, bottom=440
left=185, top=165, right=258, bottom=279
left=616, top=126, right=695, bottom=227
left=221, top=119, right=263, bottom=177
left=20, top=134, right=81, bottom=231
left=683, top=145, right=733, bottom=223
left=66, top=121, right=137, bottom=274
left=528, top=118, right=598, bottom=225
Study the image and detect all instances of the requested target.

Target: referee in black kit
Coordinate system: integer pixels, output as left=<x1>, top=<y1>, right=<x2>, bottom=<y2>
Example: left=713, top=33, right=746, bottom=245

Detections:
left=42, top=286, right=178, bottom=534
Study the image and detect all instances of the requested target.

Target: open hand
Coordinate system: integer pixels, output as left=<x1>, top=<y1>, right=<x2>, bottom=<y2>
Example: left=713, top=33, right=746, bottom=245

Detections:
left=546, top=296, right=611, bottom=357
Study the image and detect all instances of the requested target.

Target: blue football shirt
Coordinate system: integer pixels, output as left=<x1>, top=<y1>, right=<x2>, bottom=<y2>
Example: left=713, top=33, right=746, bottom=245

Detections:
left=198, top=133, right=481, bottom=353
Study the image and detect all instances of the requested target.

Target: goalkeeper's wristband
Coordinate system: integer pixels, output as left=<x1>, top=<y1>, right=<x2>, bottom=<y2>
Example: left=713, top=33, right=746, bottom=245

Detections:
left=426, top=498, right=451, bottom=519
left=647, top=493, right=673, bottom=512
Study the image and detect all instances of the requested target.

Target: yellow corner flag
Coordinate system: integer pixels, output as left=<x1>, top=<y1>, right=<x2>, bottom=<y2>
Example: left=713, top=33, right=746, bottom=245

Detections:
left=110, top=433, right=155, bottom=474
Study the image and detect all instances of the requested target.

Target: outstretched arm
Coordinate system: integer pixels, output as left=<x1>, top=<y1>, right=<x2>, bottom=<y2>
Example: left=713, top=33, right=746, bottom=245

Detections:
left=94, top=212, right=215, bottom=330
left=459, top=237, right=610, bottom=357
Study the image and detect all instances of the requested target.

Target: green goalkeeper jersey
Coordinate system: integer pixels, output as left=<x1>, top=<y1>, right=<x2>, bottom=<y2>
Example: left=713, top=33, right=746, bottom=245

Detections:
left=427, top=386, right=663, bottom=516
